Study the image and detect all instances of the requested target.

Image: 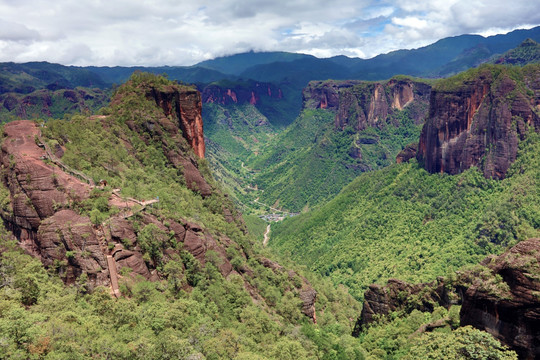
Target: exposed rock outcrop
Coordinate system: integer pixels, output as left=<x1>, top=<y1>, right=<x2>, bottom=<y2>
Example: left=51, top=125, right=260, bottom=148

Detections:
left=0, top=120, right=102, bottom=284
left=148, top=86, right=205, bottom=158
left=352, top=277, right=460, bottom=336
left=259, top=257, right=318, bottom=323
left=121, top=84, right=212, bottom=196
left=461, top=238, right=540, bottom=360
left=302, top=78, right=431, bottom=131
left=396, top=143, right=418, bottom=164
left=202, top=81, right=283, bottom=106
left=354, top=239, right=540, bottom=358
left=0, top=120, right=235, bottom=289
left=417, top=65, right=540, bottom=179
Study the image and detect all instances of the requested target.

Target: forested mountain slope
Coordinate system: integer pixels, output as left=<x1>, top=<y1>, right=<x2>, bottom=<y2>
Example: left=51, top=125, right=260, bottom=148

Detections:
left=249, top=77, right=432, bottom=212
left=270, top=66, right=540, bottom=300
left=0, top=73, right=364, bottom=359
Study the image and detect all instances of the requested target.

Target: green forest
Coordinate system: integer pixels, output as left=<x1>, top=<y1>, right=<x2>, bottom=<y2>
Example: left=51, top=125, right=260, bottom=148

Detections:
left=1, top=53, right=538, bottom=357
left=271, top=131, right=539, bottom=300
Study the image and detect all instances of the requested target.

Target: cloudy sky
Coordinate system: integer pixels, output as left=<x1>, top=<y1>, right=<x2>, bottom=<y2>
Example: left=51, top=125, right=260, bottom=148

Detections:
left=1, top=0, right=539, bottom=66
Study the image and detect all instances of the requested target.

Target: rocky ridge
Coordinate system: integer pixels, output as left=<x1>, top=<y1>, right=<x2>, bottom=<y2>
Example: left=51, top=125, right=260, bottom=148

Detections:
left=0, top=78, right=318, bottom=322
left=355, top=239, right=540, bottom=359
left=417, top=65, right=540, bottom=179
left=1, top=88, right=110, bottom=119
left=302, top=78, right=431, bottom=131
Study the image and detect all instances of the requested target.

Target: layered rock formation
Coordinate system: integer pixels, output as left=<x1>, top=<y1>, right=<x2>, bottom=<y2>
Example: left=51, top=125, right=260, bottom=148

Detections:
left=0, top=120, right=103, bottom=284
left=148, top=86, right=205, bottom=158
left=302, top=78, right=431, bottom=131
left=202, top=81, right=283, bottom=106
left=119, top=83, right=212, bottom=196
left=417, top=65, right=540, bottom=179
left=354, top=239, right=540, bottom=358
left=0, top=120, right=228, bottom=287
left=461, top=238, right=540, bottom=360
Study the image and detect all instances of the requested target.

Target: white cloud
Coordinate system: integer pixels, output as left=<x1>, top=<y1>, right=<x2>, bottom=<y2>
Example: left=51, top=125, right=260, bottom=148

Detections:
left=0, top=19, right=41, bottom=41
left=0, top=0, right=538, bottom=66
left=392, top=17, right=428, bottom=30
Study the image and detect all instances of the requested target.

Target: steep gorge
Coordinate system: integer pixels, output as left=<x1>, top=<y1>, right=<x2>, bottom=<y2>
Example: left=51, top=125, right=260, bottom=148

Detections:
left=250, top=77, right=431, bottom=212
left=0, top=74, right=320, bottom=324
left=417, top=65, right=540, bottom=179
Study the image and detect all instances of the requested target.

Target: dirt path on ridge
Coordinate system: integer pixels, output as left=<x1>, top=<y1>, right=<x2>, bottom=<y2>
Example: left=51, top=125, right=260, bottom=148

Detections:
left=263, top=224, right=271, bottom=247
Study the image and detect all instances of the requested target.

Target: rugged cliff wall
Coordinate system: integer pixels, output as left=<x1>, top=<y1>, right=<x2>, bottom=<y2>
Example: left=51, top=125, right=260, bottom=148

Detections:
left=149, top=86, right=205, bottom=158
left=202, top=81, right=283, bottom=106
left=355, top=239, right=540, bottom=358
left=417, top=65, right=540, bottom=179
left=302, top=78, right=431, bottom=131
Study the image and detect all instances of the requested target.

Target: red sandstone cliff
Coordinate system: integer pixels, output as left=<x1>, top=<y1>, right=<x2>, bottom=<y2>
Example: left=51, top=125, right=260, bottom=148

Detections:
left=201, top=81, right=283, bottom=106
left=417, top=65, right=540, bottom=179
left=148, top=86, right=205, bottom=158
left=302, top=78, right=431, bottom=131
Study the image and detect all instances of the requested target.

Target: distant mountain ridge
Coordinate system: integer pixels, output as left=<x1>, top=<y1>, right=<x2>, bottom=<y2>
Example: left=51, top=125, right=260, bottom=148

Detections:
left=491, top=38, right=540, bottom=65
left=1, top=26, right=539, bottom=125
left=2, top=26, right=539, bottom=93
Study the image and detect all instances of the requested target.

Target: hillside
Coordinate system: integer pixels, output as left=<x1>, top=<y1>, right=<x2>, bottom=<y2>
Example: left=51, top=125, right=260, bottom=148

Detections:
left=248, top=77, right=432, bottom=212
left=0, top=61, right=107, bottom=93
left=269, top=65, right=540, bottom=299
left=0, top=73, right=364, bottom=359
left=270, top=130, right=540, bottom=300
left=491, top=38, right=540, bottom=65
left=0, top=87, right=110, bottom=120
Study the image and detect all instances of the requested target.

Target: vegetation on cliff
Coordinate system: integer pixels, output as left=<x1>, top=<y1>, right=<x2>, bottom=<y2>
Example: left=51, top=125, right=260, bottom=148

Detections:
left=0, top=73, right=367, bottom=359
left=271, top=130, right=539, bottom=300
left=248, top=77, right=429, bottom=212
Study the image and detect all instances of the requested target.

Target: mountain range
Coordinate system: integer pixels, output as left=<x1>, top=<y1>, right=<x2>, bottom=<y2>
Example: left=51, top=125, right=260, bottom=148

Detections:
left=0, top=27, right=539, bottom=359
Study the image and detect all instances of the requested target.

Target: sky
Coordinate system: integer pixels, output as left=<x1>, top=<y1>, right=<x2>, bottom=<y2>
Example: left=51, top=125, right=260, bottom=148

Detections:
left=0, top=0, right=539, bottom=67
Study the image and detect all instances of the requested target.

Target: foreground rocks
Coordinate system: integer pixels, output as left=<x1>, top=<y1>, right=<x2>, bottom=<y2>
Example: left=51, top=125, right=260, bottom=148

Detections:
left=0, top=120, right=233, bottom=287
left=461, top=239, right=540, bottom=360
left=355, top=239, right=540, bottom=359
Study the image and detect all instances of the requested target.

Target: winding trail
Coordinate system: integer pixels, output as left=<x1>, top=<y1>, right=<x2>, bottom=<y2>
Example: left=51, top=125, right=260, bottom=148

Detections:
left=263, top=224, right=271, bottom=247
left=37, top=130, right=95, bottom=186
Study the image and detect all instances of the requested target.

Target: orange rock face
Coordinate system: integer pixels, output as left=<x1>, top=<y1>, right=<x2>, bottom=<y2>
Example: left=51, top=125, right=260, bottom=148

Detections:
left=417, top=67, right=540, bottom=179
left=302, top=78, right=431, bottom=131
left=148, top=86, right=205, bottom=158
left=201, top=81, right=283, bottom=108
